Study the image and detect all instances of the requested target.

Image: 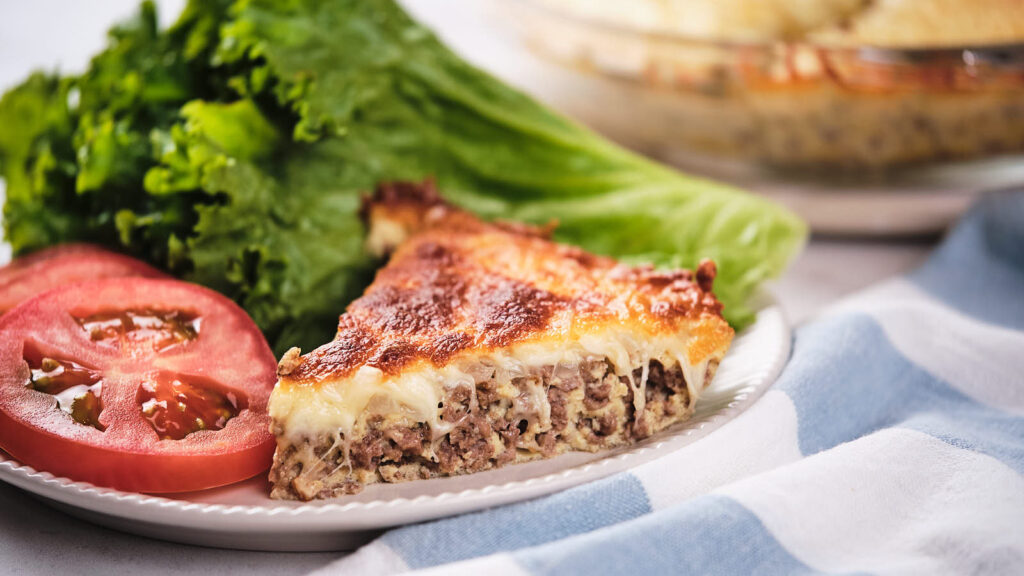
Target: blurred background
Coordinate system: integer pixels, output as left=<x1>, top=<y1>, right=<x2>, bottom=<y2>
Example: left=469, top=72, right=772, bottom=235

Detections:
left=2, top=0, right=1021, bottom=317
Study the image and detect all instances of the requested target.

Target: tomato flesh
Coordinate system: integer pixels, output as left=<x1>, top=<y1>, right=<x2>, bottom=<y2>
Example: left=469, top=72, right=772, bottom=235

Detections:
left=0, top=278, right=277, bottom=493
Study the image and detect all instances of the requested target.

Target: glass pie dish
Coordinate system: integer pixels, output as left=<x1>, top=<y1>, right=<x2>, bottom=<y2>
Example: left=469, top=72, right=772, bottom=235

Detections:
left=502, top=0, right=1024, bottom=169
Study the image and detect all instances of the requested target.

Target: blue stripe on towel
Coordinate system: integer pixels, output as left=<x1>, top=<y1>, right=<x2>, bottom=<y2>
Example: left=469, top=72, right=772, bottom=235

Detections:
left=514, top=495, right=859, bottom=576
left=910, top=191, right=1024, bottom=331
left=777, top=313, right=1024, bottom=471
left=382, top=473, right=650, bottom=569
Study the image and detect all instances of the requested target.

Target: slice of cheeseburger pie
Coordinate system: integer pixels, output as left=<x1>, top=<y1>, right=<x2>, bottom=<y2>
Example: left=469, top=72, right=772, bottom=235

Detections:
left=269, top=181, right=734, bottom=500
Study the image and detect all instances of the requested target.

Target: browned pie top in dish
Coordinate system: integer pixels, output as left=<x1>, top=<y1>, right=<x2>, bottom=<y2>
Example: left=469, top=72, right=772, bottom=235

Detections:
left=513, top=0, right=1024, bottom=168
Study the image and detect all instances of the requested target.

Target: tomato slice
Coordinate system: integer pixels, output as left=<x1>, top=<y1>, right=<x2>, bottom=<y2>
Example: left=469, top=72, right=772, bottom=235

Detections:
left=0, top=244, right=167, bottom=314
left=0, top=278, right=277, bottom=493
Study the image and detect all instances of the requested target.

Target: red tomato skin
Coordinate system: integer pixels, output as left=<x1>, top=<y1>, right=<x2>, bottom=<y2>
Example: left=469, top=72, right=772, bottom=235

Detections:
left=0, top=278, right=278, bottom=493
left=0, top=244, right=167, bottom=314
left=0, top=411, right=275, bottom=492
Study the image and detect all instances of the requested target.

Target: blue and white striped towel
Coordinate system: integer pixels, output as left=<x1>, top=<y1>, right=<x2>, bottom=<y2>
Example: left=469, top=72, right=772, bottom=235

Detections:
left=319, top=190, right=1024, bottom=576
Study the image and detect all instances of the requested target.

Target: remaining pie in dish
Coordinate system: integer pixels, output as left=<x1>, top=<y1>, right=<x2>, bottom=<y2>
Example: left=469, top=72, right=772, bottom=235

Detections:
left=268, top=181, right=734, bottom=500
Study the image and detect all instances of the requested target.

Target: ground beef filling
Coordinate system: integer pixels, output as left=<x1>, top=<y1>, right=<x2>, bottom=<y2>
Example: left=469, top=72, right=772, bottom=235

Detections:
left=270, top=359, right=710, bottom=500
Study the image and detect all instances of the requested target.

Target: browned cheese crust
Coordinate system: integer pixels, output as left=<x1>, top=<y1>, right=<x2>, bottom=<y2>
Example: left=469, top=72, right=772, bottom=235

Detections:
left=286, top=180, right=728, bottom=385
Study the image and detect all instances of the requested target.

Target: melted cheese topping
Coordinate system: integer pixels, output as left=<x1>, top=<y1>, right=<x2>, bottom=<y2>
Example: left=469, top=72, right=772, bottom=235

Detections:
left=270, top=326, right=723, bottom=441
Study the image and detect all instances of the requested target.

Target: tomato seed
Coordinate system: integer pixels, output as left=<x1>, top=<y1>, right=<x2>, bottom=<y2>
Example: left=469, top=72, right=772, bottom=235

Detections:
left=68, top=388, right=106, bottom=431
left=25, top=355, right=106, bottom=431
left=136, top=374, right=246, bottom=440
left=28, top=355, right=102, bottom=395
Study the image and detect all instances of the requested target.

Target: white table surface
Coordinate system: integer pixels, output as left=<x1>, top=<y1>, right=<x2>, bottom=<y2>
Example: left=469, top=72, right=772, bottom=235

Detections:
left=0, top=1, right=934, bottom=574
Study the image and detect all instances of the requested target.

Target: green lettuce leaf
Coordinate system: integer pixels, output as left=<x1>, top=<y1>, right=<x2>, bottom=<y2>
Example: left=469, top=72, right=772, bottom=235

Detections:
left=0, top=0, right=233, bottom=259
left=143, top=99, right=374, bottom=351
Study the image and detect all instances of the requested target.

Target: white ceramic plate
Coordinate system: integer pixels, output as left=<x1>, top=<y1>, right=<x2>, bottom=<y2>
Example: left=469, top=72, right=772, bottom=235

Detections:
left=0, top=300, right=789, bottom=552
